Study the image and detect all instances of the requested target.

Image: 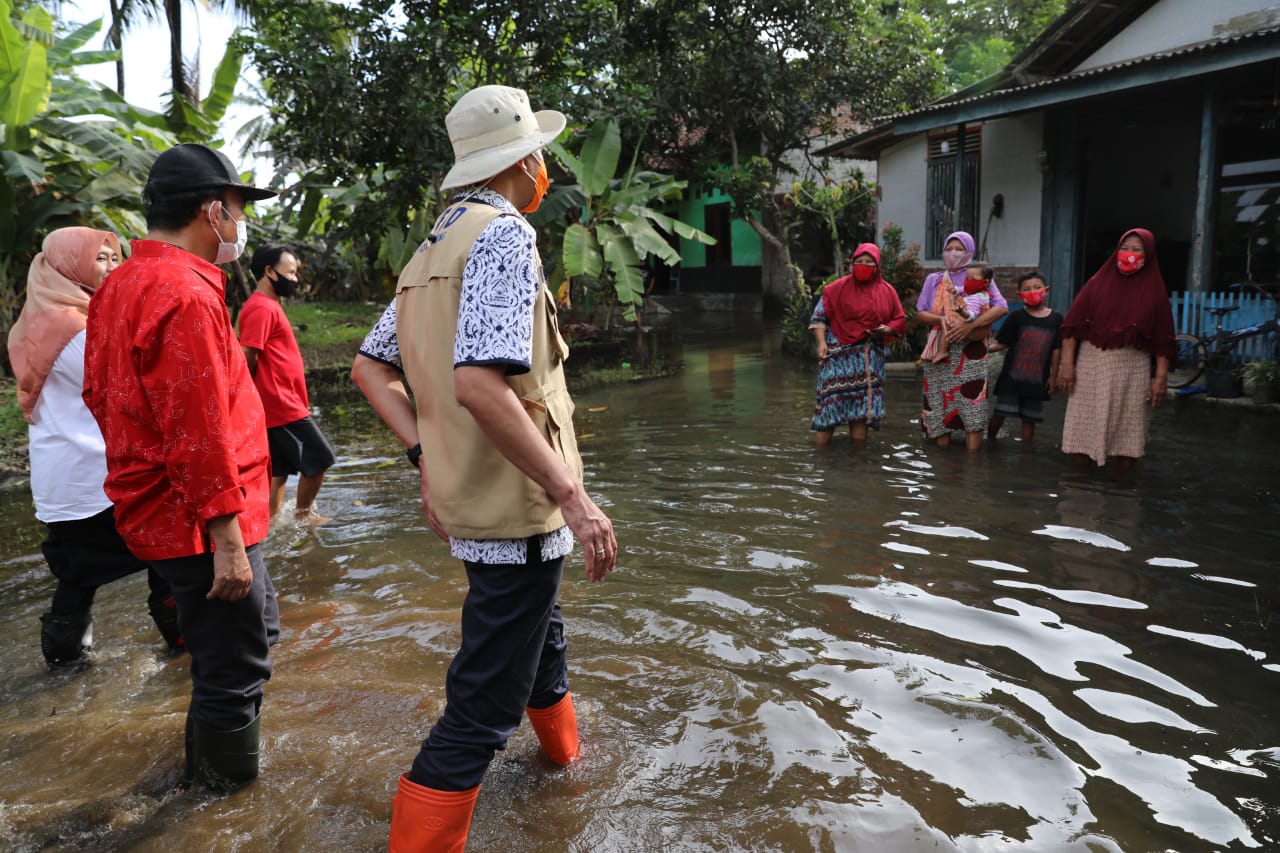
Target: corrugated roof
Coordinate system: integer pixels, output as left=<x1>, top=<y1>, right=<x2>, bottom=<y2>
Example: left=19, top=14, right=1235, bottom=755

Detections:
left=822, top=21, right=1280, bottom=158
left=895, top=24, right=1280, bottom=122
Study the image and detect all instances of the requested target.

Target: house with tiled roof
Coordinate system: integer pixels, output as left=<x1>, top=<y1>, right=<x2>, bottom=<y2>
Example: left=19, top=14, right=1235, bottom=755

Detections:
left=821, top=0, right=1280, bottom=314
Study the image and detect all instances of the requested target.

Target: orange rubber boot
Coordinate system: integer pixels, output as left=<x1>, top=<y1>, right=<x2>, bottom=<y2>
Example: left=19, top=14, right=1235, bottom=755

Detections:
left=525, top=692, right=580, bottom=765
left=388, top=774, right=479, bottom=853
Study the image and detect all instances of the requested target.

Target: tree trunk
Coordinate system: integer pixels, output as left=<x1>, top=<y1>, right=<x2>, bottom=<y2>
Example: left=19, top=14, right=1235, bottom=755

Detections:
left=107, top=0, right=124, bottom=97
left=164, top=0, right=190, bottom=104
left=742, top=210, right=801, bottom=294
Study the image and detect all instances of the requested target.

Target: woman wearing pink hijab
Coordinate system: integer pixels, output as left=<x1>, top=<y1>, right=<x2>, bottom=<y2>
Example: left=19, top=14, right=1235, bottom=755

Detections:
left=7, top=227, right=181, bottom=671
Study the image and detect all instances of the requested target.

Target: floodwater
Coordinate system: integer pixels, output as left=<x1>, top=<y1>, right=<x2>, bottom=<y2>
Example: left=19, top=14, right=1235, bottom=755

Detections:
left=1, top=320, right=1277, bottom=852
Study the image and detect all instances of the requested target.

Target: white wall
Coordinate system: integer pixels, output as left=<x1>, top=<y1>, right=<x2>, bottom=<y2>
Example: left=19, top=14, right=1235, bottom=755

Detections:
left=876, top=135, right=928, bottom=254
left=977, top=114, right=1044, bottom=266
left=874, top=119, right=1043, bottom=265
left=1076, top=0, right=1280, bottom=71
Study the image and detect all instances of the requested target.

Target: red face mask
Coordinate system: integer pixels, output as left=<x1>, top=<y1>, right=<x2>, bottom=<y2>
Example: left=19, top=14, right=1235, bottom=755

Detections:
left=1116, top=252, right=1145, bottom=275
left=963, top=277, right=988, bottom=295
left=1021, top=290, right=1047, bottom=307
left=852, top=264, right=877, bottom=283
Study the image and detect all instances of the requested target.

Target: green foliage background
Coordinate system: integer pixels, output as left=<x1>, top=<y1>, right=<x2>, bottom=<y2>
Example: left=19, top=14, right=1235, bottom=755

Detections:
left=2, top=0, right=1070, bottom=366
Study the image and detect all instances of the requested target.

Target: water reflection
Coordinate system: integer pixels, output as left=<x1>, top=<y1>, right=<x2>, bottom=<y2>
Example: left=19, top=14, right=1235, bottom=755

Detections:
left=0, top=320, right=1276, bottom=851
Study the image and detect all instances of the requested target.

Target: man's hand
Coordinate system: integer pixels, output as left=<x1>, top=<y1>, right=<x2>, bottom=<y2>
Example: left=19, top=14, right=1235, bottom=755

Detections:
left=560, top=489, right=616, bottom=583
left=419, top=462, right=449, bottom=542
left=206, top=515, right=252, bottom=601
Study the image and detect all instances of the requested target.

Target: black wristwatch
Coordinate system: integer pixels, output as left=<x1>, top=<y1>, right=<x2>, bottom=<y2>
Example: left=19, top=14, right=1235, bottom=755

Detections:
left=406, top=443, right=422, bottom=469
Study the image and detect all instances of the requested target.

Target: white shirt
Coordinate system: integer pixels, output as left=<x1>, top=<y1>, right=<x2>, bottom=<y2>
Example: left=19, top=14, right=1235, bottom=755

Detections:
left=28, top=330, right=113, bottom=523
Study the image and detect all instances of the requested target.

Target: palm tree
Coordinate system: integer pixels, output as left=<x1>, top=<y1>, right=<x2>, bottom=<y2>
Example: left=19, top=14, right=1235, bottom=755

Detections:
left=104, top=0, right=251, bottom=105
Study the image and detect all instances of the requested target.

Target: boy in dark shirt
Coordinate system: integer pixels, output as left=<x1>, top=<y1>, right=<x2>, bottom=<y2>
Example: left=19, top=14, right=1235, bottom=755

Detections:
left=987, top=271, right=1063, bottom=441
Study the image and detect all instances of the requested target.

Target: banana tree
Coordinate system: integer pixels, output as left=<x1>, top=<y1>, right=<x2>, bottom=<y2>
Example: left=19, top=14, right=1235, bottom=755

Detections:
left=1, top=5, right=246, bottom=372
left=530, top=118, right=716, bottom=325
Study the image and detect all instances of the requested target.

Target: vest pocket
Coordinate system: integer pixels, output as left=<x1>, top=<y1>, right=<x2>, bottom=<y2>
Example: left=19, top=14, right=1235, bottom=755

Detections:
left=523, top=383, right=583, bottom=481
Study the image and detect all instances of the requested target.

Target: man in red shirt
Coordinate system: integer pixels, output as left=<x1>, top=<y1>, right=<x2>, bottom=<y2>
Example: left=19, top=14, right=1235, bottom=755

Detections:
left=83, top=143, right=279, bottom=793
left=240, top=246, right=335, bottom=524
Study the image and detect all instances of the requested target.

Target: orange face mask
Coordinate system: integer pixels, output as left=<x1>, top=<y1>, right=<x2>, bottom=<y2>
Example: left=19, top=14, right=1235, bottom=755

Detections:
left=520, top=156, right=550, bottom=214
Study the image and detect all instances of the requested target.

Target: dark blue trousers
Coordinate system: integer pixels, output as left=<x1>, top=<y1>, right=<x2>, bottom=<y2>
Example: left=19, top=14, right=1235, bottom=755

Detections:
left=409, top=545, right=569, bottom=791
left=150, top=544, right=278, bottom=730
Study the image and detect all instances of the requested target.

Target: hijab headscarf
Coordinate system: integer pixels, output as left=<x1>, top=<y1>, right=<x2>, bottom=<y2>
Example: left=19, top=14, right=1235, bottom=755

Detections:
left=821, top=243, right=906, bottom=345
left=919, top=231, right=976, bottom=326
left=7, top=227, right=122, bottom=421
left=1061, top=227, right=1176, bottom=361
left=942, top=230, right=974, bottom=272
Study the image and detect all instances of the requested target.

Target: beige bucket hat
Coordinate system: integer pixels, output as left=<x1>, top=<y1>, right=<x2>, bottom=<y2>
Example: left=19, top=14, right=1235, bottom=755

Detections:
left=441, top=85, right=567, bottom=190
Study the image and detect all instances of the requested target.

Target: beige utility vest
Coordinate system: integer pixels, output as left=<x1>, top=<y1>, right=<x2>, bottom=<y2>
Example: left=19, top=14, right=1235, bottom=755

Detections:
left=395, top=199, right=584, bottom=539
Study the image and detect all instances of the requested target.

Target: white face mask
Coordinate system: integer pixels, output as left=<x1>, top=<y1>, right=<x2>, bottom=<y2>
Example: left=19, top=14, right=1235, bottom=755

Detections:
left=210, top=203, right=247, bottom=264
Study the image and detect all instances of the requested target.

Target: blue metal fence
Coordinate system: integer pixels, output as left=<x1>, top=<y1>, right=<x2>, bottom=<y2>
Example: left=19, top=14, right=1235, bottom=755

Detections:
left=1170, top=290, right=1277, bottom=362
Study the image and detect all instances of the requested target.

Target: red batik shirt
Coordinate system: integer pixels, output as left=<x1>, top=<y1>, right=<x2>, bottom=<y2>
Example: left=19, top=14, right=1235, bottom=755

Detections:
left=83, top=240, right=271, bottom=560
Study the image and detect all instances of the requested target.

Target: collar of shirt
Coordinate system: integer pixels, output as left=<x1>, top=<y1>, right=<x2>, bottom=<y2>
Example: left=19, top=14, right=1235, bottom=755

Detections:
left=451, top=187, right=519, bottom=215
left=128, top=239, right=228, bottom=297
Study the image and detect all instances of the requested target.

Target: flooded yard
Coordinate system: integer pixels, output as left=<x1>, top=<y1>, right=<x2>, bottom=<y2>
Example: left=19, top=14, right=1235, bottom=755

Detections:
left=1, top=321, right=1277, bottom=851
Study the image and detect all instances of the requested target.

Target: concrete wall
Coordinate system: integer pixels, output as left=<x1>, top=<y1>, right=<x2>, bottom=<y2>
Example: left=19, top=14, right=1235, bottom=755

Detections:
left=977, top=113, right=1044, bottom=266
left=1076, top=0, right=1280, bottom=71
left=876, top=135, right=928, bottom=253
left=873, top=118, right=1044, bottom=266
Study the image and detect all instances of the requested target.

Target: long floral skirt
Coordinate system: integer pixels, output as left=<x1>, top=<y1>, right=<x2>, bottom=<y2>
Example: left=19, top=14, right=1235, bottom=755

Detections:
left=811, top=341, right=887, bottom=431
left=921, top=338, right=989, bottom=438
left=1061, top=342, right=1151, bottom=466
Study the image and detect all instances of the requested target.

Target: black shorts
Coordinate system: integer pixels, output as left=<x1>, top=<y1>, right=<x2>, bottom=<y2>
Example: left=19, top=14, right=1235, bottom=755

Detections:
left=994, top=393, right=1045, bottom=423
left=267, top=416, right=336, bottom=478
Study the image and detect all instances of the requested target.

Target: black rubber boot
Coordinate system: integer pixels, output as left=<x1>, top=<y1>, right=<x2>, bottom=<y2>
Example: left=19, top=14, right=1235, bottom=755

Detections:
left=148, top=597, right=183, bottom=652
left=185, top=714, right=261, bottom=793
left=40, top=610, right=92, bottom=671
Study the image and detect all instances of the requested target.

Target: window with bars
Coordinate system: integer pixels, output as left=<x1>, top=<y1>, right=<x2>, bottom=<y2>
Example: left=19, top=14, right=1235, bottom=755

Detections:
left=926, top=126, right=982, bottom=258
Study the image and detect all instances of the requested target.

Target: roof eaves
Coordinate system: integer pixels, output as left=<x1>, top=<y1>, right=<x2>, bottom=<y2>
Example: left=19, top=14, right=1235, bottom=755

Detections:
left=831, top=25, right=1280, bottom=149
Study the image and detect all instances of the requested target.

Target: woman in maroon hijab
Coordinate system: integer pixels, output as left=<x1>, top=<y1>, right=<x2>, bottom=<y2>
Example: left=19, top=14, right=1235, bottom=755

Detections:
left=808, top=243, right=907, bottom=448
left=1057, top=228, right=1176, bottom=468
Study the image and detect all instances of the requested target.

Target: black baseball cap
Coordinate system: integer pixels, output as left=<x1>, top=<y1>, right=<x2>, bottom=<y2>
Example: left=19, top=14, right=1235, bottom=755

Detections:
left=145, top=143, right=276, bottom=202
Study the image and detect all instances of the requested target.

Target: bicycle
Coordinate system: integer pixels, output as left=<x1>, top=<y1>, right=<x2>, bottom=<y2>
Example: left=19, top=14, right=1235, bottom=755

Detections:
left=1167, top=282, right=1280, bottom=389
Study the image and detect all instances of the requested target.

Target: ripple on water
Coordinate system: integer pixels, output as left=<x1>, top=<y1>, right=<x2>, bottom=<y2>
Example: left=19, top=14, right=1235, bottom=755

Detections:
left=815, top=581, right=1214, bottom=706
left=1033, top=524, right=1131, bottom=551
left=1146, top=624, right=1269, bottom=661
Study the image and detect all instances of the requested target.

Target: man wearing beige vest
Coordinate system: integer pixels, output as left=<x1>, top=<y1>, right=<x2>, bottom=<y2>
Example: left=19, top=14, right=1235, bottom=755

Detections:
left=388, top=85, right=617, bottom=852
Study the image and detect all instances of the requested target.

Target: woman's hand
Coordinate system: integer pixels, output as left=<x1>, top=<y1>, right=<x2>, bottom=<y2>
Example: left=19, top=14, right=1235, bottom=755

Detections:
left=944, top=317, right=974, bottom=345
left=1147, top=374, right=1167, bottom=409
left=817, top=341, right=829, bottom=360
left=1057, top=365, right=1076, bottom=395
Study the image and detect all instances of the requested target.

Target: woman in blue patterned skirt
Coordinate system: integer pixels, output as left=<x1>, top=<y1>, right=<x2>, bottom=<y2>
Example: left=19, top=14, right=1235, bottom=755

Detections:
left=809, top=243, right=907, bottom=448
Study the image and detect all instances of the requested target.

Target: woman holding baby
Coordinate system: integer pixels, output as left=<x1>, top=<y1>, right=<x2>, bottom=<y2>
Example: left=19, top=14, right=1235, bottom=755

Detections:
left=915, top=230, right=1008, bottom=450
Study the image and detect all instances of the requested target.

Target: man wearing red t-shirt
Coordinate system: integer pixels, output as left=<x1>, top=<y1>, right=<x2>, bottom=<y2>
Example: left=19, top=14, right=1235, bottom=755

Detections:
left=239, top=246, right=335, bottom=524
left=83, top=143, right=279, bottom=794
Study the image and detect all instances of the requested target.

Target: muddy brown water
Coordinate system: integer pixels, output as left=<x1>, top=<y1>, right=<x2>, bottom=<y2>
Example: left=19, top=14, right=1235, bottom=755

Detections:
left=1, top=321, right=1277, bottom=852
